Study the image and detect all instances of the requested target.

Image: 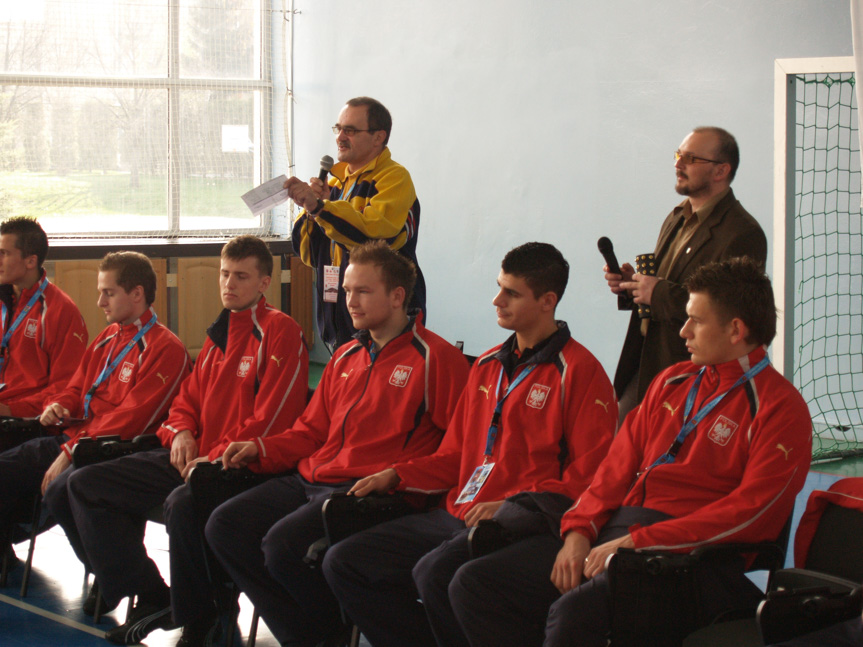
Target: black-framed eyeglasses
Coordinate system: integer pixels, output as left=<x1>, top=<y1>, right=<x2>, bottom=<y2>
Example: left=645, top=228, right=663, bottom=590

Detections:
left=674, top=150, right=722, bottom=165
left=332, top=125, right=376, bottom=136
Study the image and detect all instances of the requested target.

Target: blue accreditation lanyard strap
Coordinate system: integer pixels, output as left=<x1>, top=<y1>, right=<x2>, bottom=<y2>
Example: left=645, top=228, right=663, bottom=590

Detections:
left=483, top=363, right=537, bottom=458
left=82, top=315, right=157, bottom=419
left=0, top=275, right=49, bottom=371
left=648, top=356, right=770, bottom=470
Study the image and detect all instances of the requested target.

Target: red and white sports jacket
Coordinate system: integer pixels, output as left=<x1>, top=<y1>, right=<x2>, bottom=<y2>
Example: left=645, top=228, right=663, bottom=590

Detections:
left=249, top=316, right=469, bottom=483
left=793, top=477, right=863, bottom=567
left=51, top=308, right=190, bottom=460
left=394, top=322, right=618, bottom=520
left=0, top=273, right=89, bottom=417
left=157, top=297, right=308, bottom=460
left=561, top=347, right=812, bottom=551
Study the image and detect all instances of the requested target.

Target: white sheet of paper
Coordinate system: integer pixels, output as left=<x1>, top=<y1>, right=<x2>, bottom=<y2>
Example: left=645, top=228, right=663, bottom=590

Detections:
left=241, top=175, right=290, bottom=215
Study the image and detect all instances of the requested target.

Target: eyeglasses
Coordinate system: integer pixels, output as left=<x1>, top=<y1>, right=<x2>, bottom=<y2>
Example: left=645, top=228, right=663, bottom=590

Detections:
left=674, top=150, right=722, bottom=165
left=332, top=125, right=376, bottom=136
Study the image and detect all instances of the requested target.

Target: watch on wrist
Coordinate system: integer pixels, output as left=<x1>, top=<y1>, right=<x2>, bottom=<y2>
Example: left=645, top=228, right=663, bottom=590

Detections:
left=310, top=199, right=324, bottom=215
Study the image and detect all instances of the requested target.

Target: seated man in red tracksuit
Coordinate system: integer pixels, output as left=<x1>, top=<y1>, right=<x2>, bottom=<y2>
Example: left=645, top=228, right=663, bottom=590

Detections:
left=44, top=236, right=309, bottom=646
left=451, top=257, right=812, bottom=647
left=3, top=251, right=189, bottom=566
left=204, top=240, right=470, bottom=647
left=0, top=216, right=88, bottom=419
left=537, top=258, right=812, bottom=647
left=323, top=241, right=619, bottom=647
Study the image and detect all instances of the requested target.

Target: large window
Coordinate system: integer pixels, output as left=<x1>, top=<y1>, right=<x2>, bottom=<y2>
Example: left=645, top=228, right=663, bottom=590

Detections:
left=0, top=0, right=273, bottom=237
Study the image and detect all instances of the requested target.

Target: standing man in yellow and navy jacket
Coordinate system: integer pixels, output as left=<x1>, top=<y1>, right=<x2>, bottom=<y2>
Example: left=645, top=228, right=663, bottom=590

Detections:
left=286, top=96, right=425, bottom=348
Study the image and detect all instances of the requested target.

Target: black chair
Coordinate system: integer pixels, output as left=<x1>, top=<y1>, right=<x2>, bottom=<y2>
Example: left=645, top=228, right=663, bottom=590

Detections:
left=0, top=416, right=48, bottom=453
left=755, top=501, right=863, bottom=645
left=683, top=486, right=863, bottom=646
left=606, top=517, right=792, bottom=647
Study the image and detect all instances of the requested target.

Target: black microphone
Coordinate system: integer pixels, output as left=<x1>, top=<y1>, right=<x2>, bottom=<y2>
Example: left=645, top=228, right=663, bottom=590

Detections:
left=597, top=237, right=632, bottom=310
left=318, top=155, right=334, bottom=183
left=597, top=237, right=621, bottom=275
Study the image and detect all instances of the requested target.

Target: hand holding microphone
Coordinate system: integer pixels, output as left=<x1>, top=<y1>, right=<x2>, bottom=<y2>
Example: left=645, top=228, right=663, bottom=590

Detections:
left=310, top=154, right=334, bottom=198
left=597, top=237, right=634, bottom=309
left=285, top=155, right=334, bottom=214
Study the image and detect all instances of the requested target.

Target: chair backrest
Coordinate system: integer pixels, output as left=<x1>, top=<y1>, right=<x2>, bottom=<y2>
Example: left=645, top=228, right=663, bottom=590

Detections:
left=804, top=502, right=863, bottom=583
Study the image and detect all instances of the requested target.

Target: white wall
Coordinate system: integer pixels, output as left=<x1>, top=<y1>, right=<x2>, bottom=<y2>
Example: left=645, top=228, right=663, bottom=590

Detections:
left=276, top=0, right=853, bottom=372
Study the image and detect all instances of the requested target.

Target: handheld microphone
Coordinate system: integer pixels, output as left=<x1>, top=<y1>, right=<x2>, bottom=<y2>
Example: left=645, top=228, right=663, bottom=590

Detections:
left=597, top=237, right=621, bottom=275
left=318, top=155, right=334, bottom=183
left=597, top=236, right=632, bottom=310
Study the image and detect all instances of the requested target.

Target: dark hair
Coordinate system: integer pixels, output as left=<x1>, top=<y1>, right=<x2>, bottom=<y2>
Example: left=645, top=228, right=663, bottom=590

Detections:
left=221, top=235, right=274, bottom=278
left=0, top=217, right=48, bottom=268
left=501, top=242, right=569, bottom=302
left=348, top=240, right=417, bottom=307
left=346, top=96, right=392, bottom=146
left=684, top=256, right=775, bottom=346
left=693, top=126, right=740, bottom=182
left=99, top=252, right=157, bottom=306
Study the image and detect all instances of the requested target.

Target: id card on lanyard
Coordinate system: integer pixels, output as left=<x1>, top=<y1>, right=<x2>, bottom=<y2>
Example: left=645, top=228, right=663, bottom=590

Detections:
left=454, top=363, right=537, bottom=505
left=322, top=179, right=355, bottom=304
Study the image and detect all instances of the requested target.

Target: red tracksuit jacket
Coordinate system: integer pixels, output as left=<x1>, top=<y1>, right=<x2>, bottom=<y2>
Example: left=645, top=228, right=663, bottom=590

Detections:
left=0, top=273, right=88, bottom=416
left=394, top=322, right=618, bottom=520
left=249, top=316, right=469, bottom=483
left=157, top=298, right=309, bottom=460
left=52, top=307, right=191, bottom=460
left=561, top=347, right=812, bottom=550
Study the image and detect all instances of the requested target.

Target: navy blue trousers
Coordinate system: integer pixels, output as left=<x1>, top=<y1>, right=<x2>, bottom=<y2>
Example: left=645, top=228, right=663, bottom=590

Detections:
left=55, top=449, right=186, bottom=608
left=322, top=509, right=469, bottom=647
left=0, top=435, right=65, bottom=539
left=205, top=474, right=352, bottom=647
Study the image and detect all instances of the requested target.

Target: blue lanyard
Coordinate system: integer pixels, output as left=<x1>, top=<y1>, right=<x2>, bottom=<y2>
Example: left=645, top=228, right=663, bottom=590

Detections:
left=339, top=181, right=354, bottom=201
left=648, top=356, right=770, bottom=469
left=484, top=363, right=537, bottom=457
left=0, top=275, right=49, bottom=372
left=83, top=315, right=157, bottom=418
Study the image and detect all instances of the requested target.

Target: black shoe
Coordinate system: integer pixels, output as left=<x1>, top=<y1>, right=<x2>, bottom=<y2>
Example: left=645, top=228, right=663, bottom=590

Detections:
left=175, top=613, right=220, bottom=647
left=83, top=581, right=120, bottom=617
left=104, top=601, right=174, bottom=645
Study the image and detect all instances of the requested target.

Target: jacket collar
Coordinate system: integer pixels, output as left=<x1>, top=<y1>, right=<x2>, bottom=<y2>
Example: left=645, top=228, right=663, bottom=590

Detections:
left=699, top=345, right=769, bottom=390
left=492, top=320, right=572, bottom=376
left=112, top=307, right=158, bottom=343
left=353, top=309, right=418, bottom=357
left=657, top=188, right=738, bottom=262
left=207, top=296, right=268, bottom=353
left=331, top=147, right=391, bottom=184
left=15, top=269, right=49, bottom=304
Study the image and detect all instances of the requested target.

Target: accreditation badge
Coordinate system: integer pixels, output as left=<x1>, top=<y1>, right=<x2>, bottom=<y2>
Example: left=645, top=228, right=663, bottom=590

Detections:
left=455, top=462, right=495, bottom=505
left=323, top=265, right=340, bottom=303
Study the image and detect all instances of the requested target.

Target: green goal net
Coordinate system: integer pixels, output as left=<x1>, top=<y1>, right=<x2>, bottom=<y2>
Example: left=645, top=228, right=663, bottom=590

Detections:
left=792, top=71, right=863, bottom=461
